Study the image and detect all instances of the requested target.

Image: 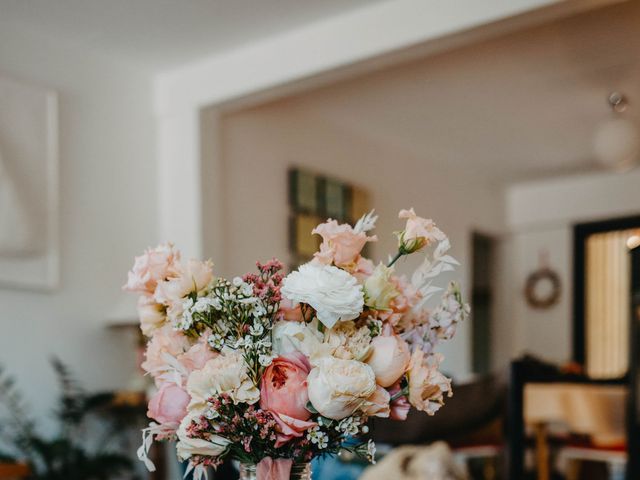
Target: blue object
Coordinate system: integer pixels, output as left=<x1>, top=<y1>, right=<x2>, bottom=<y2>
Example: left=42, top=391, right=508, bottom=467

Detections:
left=312, top=455, right=365, bottom=480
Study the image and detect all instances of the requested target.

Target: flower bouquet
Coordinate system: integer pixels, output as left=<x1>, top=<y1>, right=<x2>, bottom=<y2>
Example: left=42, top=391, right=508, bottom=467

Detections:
left=124, top=209, right=469, bottom=480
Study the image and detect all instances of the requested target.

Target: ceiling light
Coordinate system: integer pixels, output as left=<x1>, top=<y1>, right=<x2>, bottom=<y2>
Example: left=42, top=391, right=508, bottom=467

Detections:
left=593, top=92, right=639, bottom=171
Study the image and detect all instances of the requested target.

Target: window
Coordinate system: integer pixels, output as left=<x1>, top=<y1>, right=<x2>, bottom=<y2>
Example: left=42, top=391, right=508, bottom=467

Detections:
left=574, top=216, right=640, bottom=379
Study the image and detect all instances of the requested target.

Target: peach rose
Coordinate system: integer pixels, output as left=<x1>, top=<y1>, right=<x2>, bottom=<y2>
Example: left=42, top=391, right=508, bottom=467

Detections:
left=123, top=243, right=180, bottom=295
left=397, top=208, right=446, bottom=254
left=366, top=327, right=411, bottom=387
left=147, top=382, right=190, bottom=425
left=408, top=350, right=452, bottom=415
left=260, top=353, right=311, bottom=421
left=312, top=219, right=376, bottom=268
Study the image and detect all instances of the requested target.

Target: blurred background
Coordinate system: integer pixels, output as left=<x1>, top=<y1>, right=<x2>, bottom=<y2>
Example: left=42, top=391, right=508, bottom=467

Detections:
left=0, top=0, right=639, bottom=479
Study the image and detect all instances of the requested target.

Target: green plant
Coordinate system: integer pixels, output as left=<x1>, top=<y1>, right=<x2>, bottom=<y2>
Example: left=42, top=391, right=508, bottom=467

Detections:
left=0, top=359, right=134, bottom=480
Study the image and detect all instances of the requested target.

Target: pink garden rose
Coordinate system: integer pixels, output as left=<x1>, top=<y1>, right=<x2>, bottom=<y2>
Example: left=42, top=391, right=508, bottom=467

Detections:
left=312, top=219, right=376, bottom=268
left=148, top=382, right=190, bottom=425
left=260, top=353, right=311, bottom=421
left=271, top=413, right=317, bottom=448
left=388, top=381, right=411, bottom=421
left=366, top=325, right=411, bottom=388
left=123, top=243, right=181, bottom=295
left=261, top=353, right=316, bottom=447
left=397, top=208, right=446, bottom=254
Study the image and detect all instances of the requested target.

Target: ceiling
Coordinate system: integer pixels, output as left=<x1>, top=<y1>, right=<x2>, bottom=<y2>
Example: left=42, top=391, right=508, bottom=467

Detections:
left=263, top=0, right=640, bottom=184
left=0, top=0, right=383, bottom=71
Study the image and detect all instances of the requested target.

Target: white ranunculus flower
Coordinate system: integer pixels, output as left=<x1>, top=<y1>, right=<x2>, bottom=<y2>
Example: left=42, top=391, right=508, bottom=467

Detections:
left=281, top=263, right=364, bottom=329
left=176, top=411, right=230, bottom=461
left=187, top=348, right=259, bottom=408
left=307, top=357, right=377, bottom=420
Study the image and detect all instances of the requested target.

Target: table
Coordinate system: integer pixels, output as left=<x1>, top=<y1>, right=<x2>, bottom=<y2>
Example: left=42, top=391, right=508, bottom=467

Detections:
left=524, top=382, right=627, bottom=480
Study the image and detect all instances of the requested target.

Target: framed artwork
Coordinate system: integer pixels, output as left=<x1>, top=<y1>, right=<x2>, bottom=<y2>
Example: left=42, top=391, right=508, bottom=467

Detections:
left=288, top=167, right=369, bottom=267
left=0, top=73, right=59, bottom=290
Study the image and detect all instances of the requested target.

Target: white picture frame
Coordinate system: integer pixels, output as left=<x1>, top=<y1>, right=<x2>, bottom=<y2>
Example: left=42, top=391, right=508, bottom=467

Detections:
left=0, top=73, right=59, bottom=290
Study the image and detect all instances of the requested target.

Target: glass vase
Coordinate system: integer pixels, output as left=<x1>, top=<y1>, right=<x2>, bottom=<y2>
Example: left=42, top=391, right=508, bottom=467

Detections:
left=239, top=462, right=311, bottom=480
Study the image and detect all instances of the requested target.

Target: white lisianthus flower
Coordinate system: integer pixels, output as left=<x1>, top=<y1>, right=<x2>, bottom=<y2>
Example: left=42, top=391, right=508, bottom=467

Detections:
left=176, top=411, right=230, bottom=461
left=137, top=296, right=166, bottom=336
left=281, top=263, right=364, bottom=329
left=396, top=208, right=446, bottom=254
left=363, top=263, right=399, bottom=311
left=272, top=319, right=325, bottom=357
left=307, top=357, right=377, bottom=420
left=187, top=348, right=259, bottom=408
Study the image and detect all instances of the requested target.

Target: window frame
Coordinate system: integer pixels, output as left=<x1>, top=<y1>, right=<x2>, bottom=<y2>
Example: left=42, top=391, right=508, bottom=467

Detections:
left=573, top=214, right=640, bottom=367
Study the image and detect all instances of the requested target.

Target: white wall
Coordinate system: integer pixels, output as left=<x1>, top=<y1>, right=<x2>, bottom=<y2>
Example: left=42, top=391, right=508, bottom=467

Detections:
left=0, top=25, right=157, bottom=424
left=494, top=169, right=640, bottom=368
left=215, top=99, right=505, bottom=379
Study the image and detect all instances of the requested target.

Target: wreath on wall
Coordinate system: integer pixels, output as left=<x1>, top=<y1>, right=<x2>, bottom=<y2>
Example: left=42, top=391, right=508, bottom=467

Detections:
left=524, top=251, right=562, bottom=309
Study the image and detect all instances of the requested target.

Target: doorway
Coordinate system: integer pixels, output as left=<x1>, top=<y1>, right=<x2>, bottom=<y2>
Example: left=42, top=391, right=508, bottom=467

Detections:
left=472, top=232, right=496, bottom=375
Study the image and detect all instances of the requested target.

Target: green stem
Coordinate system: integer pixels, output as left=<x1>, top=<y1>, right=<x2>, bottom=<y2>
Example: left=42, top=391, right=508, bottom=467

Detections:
left=387, top=251, right=404, bottom=268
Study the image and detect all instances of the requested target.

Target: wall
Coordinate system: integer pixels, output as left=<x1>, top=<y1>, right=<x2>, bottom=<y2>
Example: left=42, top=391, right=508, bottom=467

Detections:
left=494, top=169, right=640, bottom=368
left=217, top=99, right=505, bottom=379
left=0, top=24, right=157, bottom=424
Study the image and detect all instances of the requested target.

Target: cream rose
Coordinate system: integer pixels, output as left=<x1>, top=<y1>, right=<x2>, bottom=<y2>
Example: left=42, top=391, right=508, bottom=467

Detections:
left=363, top=263, right=399, bottom=311
left=176, top=411, right=230, bottom=461
left=187, top=348, right=259, bottom=408
left=281, top=263, right=364, bottom=329
left=366, top=332, right=411, bottom=387
left=307, top=357, right=377, bottom=420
